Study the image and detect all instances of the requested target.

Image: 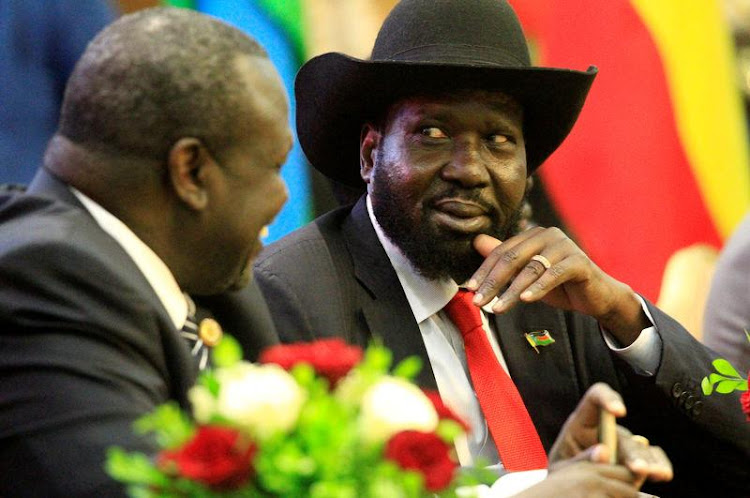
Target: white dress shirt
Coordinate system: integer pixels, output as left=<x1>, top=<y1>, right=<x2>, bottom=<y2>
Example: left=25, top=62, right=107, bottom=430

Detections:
left=366, top=196, right=662, bottom=491
left=72, top=188, right=188, bottom=330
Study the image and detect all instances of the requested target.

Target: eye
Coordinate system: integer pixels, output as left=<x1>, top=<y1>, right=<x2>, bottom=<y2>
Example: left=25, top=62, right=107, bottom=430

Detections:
left=488, top=134, right=511, bottom=145
left=420, top=127, right=448, bottom=139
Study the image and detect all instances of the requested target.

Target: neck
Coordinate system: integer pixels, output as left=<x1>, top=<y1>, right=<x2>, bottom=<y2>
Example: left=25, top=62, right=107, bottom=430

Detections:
left=46, top=134, right=185, bottom=282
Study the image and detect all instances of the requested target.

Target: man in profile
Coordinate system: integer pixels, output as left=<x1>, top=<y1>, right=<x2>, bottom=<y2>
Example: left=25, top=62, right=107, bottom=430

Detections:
left=0, top=8, right=291, bottom=496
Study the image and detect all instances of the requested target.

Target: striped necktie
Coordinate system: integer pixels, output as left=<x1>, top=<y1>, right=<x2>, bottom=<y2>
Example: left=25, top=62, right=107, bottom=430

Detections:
left=180, top=296, right=210, bottom=371
left=444, top=289, right=548, bottom=471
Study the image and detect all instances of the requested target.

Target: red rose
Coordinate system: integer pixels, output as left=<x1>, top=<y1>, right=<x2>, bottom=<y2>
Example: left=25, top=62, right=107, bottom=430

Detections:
left=260, top=339, right=363, bottom=386
left=741, top=385, right=750, bottom=422
left=423, top=389, right=470, bottom=432
left=158, top=425, right=256, bottom=490
left=384, top=430, right=457, bottom=491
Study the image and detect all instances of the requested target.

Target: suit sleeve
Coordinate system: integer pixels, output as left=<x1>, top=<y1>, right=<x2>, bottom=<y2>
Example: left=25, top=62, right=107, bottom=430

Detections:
left=616, top=300, right=750, bottom=497
left=0, top=238, right=177, bottom=497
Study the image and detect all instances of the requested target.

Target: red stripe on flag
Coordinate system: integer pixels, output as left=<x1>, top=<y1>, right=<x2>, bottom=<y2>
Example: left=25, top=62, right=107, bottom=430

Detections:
left=515, top=0, right=721, bottom=300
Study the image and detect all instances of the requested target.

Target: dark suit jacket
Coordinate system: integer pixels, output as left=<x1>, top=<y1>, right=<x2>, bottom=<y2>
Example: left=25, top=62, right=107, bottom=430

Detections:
left=0, top=169, right=277, bottom=497
left=255, top=197, right=750, bottom=497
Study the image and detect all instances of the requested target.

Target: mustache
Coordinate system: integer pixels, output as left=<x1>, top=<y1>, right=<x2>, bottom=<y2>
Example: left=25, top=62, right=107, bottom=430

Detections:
left=427, top=188, right=499, bottom=215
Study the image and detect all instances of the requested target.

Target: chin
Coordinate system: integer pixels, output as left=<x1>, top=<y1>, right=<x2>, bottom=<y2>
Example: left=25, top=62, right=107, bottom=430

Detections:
left=227, top=260, right=254, bottom=292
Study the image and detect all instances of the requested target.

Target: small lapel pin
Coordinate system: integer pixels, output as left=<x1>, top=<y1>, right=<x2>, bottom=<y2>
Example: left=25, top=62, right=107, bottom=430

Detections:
left=198, top=318, right=223, bottom=347
left=525, top=330, right=555, bottom=354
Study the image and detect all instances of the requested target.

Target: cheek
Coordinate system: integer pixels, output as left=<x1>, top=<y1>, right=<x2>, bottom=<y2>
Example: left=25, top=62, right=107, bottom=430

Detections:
left=243, top=176, right=287, bottom=242
left=491, top=158, right=527, bottom=200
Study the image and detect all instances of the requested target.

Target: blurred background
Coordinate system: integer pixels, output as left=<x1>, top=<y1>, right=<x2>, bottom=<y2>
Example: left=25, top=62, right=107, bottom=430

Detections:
left=2, top=0, right=749, bottom=338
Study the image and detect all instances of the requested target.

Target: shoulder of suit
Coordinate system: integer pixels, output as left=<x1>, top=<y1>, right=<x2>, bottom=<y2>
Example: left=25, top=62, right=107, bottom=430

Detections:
left=255, top=204, right=353, bottom=266
left=0, top=192, right=105, bottom=253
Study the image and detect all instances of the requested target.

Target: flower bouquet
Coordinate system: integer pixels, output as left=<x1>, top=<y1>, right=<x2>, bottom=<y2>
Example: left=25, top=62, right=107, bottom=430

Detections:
left=106, top=338, right=494, bottom=497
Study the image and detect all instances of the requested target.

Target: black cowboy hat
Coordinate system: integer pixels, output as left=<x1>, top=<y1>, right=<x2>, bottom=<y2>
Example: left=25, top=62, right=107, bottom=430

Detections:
left=295, top=0, right=597, bottom=188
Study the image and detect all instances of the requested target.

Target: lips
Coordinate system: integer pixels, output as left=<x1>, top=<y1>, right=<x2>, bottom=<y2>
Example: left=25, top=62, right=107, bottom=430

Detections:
left=434, top=199, right=488, bottom=217
left=431, top=198, right=491, bottom=233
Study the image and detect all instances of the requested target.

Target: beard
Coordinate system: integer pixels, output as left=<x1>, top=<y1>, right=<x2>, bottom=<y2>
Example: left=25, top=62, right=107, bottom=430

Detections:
left=371, top=164, right=524, bottom=284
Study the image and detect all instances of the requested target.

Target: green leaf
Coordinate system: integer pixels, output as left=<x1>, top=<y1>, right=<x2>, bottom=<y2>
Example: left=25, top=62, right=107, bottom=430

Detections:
left=134, top=403, right=194, bottom=449
left=701, top=376, right=713, bottom=395
left=745, top=329, right=750, bottom=344
left=436, top=419, right=464, bottom=443
left=105, top=447, right=169, bottom=487
left=712, top=358, right=741, bottom=378
left=291, top=362, right=318, bottom=390
left=708, top=373, right=728, bottom=385
left=453, top=464, right=500, bottom=487
left=392, top=356, right=422, bottom=380
left=309, top=480, right=358, bottom=498
left=715, top=379, right=744, bottom=394
left=198, top=371, right=220, bottom=397
left=212, top=333, right=243, bottom=368
left=362, top=342, right=393, bottom=374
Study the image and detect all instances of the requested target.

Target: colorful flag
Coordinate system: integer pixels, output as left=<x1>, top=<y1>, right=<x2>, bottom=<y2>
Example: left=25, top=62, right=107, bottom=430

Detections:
left=514, top=0, right=750, bottom=301
left=525, top=330, right=555, bottom=353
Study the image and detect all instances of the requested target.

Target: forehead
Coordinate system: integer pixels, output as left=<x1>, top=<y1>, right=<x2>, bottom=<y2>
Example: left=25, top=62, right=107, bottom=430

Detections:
left=234, top=55, right=289, bottom=123
left=233, top=55, right=292, bottom=157
left=383, top=89, right=523, bottom=126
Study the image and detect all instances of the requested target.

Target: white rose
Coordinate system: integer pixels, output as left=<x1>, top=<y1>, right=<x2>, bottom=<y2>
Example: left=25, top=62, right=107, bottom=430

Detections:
left=215, top=362, right=306, bottom=439
left=188, top=384, right=217, bottom=423
left=359, top=376, right=438, bottom=443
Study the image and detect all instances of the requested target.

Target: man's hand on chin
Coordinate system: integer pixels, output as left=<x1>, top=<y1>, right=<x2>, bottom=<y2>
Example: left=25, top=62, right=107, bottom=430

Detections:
left=469, top=231, right=649, bottom=346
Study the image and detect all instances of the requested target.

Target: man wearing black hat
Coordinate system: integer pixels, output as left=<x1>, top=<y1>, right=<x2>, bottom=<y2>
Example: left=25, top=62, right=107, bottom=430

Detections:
left=255, top=0, right=749, bottom=495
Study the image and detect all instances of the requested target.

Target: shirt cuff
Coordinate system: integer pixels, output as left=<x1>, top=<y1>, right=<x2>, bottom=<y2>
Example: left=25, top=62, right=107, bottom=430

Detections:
left=601, top=295, right=662, bottom=375
left=483, top=469, right=548, bottom=497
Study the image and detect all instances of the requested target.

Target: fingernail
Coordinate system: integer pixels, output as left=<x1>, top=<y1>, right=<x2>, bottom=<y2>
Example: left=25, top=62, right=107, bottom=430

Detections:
left=466, top=279, right=478, bottom=290
left=473, top=293, right=483, bottom=304
left=520, top=290, right=532, bottom=300
left=492, top=299, right=505, bottom=313
left=608, top=400, right=626, bottom=415
left=630, top=458, right=648, bottom=471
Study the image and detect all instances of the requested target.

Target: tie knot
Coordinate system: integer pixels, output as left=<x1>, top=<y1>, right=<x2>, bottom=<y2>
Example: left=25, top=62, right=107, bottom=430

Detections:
left=444, top=289, right=484, bottom=338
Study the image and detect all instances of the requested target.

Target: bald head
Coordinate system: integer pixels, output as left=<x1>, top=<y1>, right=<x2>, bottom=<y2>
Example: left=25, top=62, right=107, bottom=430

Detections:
left=58, top=7, right=268, bottom=163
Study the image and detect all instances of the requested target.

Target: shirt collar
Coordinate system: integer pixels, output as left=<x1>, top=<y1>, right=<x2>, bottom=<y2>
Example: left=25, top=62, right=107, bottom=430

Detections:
left=71, top=187, right=188, bottom=329
left=366, top=195, right=497, bottom=323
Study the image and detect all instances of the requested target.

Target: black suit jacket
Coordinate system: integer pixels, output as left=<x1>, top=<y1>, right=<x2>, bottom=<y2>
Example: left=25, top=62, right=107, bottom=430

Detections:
left=0, top=169, right=277, bottom=497
left=255, top=196, right=750, bottom=497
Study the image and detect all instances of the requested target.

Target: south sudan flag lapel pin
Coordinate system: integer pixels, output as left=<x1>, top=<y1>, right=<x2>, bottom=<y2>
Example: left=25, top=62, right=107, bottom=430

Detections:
left=525, top=330, right=555, bottom=353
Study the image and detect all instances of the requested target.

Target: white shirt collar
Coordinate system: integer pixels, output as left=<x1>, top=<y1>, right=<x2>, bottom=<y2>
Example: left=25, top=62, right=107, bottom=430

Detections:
left=71, top=188, right=188, bottom=329
left=366, top=195, right=497, bottom=322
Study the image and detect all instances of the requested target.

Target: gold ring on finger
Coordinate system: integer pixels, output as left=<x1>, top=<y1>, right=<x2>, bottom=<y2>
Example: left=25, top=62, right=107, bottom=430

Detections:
left=631, top=435, right=650, bottom=446
left=530, top=254, right=552, bottom=270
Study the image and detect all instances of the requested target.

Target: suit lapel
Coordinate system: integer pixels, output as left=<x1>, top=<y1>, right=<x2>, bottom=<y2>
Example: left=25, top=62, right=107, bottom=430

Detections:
left=342, top=199, right=437, bottom=388
left=492, top=301, right=581, bottom=449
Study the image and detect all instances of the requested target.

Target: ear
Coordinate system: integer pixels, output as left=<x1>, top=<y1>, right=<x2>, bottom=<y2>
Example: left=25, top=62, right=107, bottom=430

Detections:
left=359, top=124, right=381, bottom=184
left=167, top=138, right=212, bottom=211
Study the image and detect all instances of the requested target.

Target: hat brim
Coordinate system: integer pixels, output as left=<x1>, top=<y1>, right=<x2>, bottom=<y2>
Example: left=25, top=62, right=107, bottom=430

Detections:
left=295, top=52, right=597, bottom=187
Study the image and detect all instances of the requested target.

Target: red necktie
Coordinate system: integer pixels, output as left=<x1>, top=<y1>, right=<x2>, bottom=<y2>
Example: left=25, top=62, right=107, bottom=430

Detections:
left=444, top=289, right=548, bottom=471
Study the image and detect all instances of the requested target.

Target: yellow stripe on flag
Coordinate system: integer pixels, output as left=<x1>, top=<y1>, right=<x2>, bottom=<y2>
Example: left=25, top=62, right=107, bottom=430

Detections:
left=630, top=0, right=750, bottom=238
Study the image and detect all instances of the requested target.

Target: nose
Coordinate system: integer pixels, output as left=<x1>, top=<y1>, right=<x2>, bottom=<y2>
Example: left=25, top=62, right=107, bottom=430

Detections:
left=440, top=136, right=489, bottom=187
